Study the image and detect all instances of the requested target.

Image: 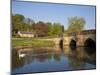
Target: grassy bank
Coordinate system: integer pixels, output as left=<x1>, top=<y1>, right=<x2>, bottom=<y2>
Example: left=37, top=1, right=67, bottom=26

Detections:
left=12, top=38, right=55, bottom=48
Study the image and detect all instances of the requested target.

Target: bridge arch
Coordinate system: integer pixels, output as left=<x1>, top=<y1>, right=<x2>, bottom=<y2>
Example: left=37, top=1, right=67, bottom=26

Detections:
left=69, top=39, right=76, bottom=47
left=84, top=38, right=95, bottom=48
left=59, top=39, right=63, bottom=49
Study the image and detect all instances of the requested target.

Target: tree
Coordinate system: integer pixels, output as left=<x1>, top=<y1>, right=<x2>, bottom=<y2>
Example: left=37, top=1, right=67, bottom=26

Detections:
left=67, top=16, right=86, bottom=32
left=12, top=14, right=25, bottom=35
left=12, top=14, right=35, bottom=36
left=46, top=22, right=53, bottom=36
left=34, top=21, right=48, bottom=37
left=52, top=23, right=63, bottom=36
left=47, top=22, right=63, bottom=36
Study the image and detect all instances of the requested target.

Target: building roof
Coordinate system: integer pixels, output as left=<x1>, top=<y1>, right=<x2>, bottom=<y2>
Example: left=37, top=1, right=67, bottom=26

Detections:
left=18, top=31, right=34, bottom=34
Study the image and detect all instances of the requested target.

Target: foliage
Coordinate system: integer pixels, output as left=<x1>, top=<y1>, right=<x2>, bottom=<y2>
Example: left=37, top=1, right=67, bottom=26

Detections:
left=34, top=21, right=48, bottom=37
left=47, top=22, right=63, bottom=36
left=12, top=13, right=63, bottom=37
left=12, top=14, right=34, bottom=36
left=67, top=16, right=86, bottom=32
left=52, top=23, right=63, bottom=36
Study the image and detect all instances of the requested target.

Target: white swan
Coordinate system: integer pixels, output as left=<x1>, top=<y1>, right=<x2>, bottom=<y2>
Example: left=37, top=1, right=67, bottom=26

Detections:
left=18, top=51, right=26, bottom=58
left=19, top=53, right=26, bottom=58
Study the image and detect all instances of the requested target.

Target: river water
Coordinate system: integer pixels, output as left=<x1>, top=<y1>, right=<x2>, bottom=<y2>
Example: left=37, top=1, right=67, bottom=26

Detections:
left=11, top=46, right=96, bottom=74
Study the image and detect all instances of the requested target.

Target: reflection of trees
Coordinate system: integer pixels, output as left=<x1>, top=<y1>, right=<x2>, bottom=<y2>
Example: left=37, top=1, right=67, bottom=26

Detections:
left=77, top=47, right=96, bottom=65
left=64, top=46, right=96, bottom=69
left=12, top=49, right=25, bottom=70
left=84, top=47, right=96, bottom=65
left=64, top=47, right=85, bottom=69
left=12, top=46, right=96, bottom=72
left=33, top=47, right=53, bottom=54
left=32, top=48, right=53, bottom=62
left=67, top=54, right=85, bottom=69
left=24, top=55, right=34, bottom=65
left=32, top=49, right=62, bottom=62
left=25, top=52, right=53, bottom=63
left=17, top=48, right=55, bottom=64
left=18, top=48, right=35, bottom=65
left=53, top=52, right=61, bottom=62
left=34, top=54, right=48, bottom=62
left=84, top=47, right=96, bottom=55
left=47, top=53, right=53, bottom=60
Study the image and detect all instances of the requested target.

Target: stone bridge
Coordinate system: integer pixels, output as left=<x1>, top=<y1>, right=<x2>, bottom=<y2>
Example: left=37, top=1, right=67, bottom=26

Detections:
left=63, top=29, right=96, bottom=47
left=39, top=29, right=96, bottom=47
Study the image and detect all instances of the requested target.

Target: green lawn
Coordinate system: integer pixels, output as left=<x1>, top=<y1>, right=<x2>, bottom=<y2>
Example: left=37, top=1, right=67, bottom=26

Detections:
left=12, top=38, right=55, bottom=48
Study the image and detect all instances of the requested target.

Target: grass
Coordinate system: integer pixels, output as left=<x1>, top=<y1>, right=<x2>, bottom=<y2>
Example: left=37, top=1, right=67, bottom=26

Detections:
left=12, top=38, right=55, bottom=48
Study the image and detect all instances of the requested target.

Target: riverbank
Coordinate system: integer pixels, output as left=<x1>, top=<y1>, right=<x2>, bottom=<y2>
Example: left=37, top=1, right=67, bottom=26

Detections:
left=12, top=38, right=55, bottom=48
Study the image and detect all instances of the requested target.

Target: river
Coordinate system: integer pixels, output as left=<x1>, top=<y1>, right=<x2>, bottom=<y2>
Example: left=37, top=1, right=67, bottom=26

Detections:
left=11, top=46, right=96, bottom=74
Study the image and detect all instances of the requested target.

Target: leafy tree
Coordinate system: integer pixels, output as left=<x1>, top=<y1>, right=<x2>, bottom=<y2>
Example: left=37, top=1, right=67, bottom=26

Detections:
left=12, top=13, right=64, bottom=37
left=34, top=21, right=48, bottom=37
left=67, top=16, right=86, bottom=32
left=12, top=14, right=35, bottom=36
left=12, top=14, right=25, bottom=35
left=12, top=14, right=25, bottom=25
left=47, top=22, right=63, bottom=36
left=46, top=22, right=53, bottom=36
left=52, top=23, right=63, bottom=36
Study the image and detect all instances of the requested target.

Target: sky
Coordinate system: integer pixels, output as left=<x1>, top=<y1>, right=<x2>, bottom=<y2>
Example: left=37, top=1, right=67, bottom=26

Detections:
left=12, top=0, right=96, bottom=30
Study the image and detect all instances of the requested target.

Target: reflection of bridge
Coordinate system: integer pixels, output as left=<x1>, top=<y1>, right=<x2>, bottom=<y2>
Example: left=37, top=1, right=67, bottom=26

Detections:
left=40, top=29, right=96, bottom=47
left=16, top=46, right=96, bottom=67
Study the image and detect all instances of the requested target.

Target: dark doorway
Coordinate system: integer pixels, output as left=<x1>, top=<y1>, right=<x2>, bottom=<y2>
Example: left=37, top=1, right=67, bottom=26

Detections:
left=84, top=38, right=95, bottom=48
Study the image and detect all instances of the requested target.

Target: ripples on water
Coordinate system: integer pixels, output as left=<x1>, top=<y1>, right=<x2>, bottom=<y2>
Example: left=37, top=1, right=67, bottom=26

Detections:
left=11, top=46, right=96, bottom=74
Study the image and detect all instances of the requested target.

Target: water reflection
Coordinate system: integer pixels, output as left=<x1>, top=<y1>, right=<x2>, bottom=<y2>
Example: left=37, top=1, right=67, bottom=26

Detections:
left=12, top=49, right=25, bottom=70
left=12, top=46, right=96, bottom=74
left=64, top=46, right=96, bottom=69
